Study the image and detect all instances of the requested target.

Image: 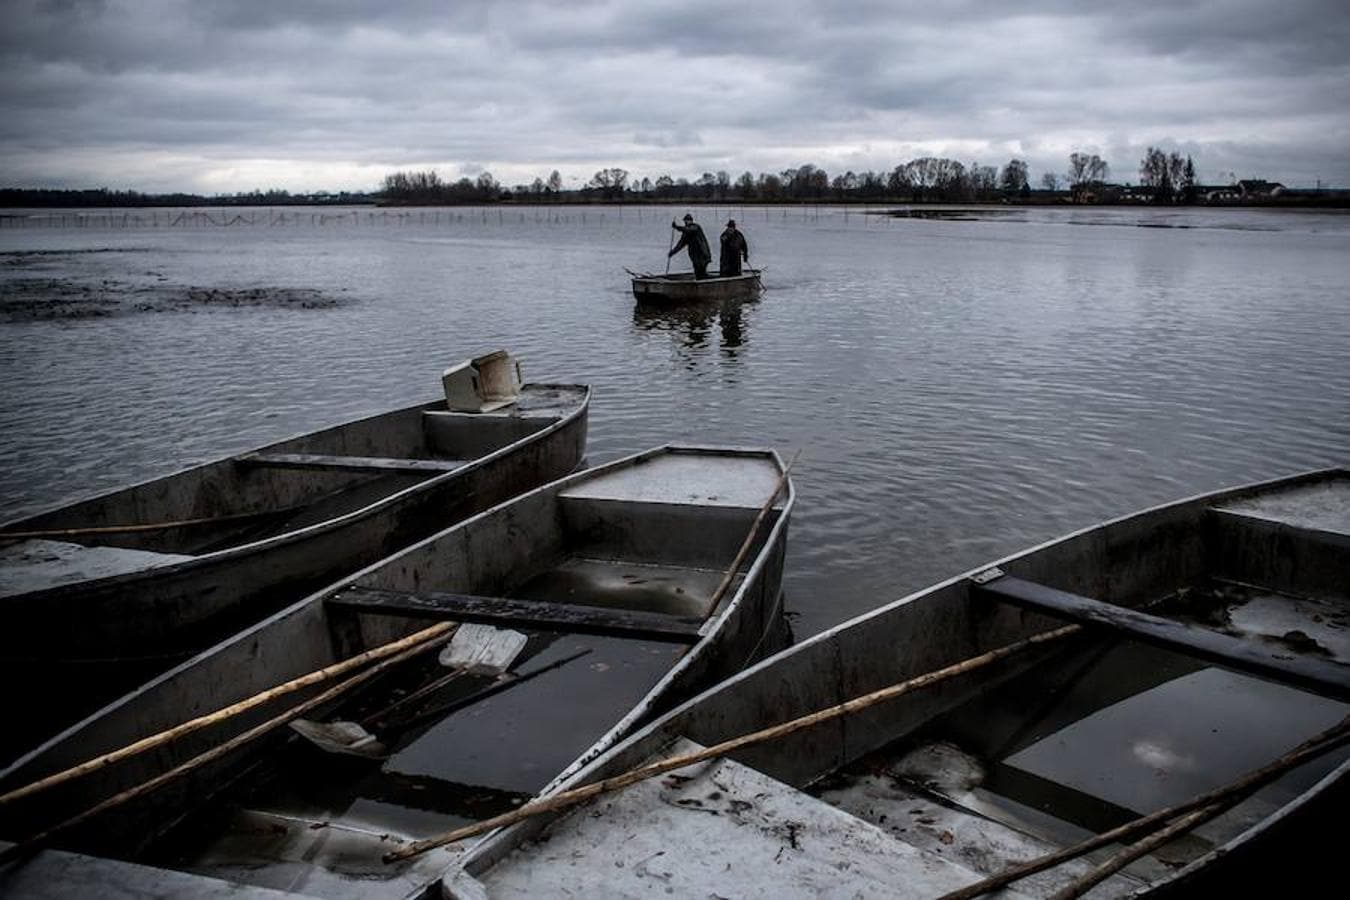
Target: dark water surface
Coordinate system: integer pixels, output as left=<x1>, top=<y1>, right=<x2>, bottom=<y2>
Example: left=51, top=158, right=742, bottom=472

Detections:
left=1, top=204, right=1347, bottom=637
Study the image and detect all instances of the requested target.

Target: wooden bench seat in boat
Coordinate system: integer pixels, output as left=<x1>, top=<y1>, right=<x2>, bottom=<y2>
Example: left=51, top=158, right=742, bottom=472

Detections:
left=971, top=571, right=1350, bottom=701
left=327, top=586, right=704, bottom=644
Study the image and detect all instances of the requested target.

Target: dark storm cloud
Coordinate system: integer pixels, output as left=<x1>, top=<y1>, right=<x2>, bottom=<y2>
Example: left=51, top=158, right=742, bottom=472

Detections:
left=1, top=0, right=1346, bottom=192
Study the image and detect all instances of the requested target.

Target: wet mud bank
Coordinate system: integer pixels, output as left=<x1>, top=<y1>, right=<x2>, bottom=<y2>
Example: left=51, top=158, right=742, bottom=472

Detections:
left=0, top=249, right=351, bottom=322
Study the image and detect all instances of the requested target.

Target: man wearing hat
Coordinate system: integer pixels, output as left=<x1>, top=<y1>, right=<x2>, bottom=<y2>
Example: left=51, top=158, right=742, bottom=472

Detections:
left=719, top=218, right=749, bottom=276
left=669, top=213, right=712, bottom=279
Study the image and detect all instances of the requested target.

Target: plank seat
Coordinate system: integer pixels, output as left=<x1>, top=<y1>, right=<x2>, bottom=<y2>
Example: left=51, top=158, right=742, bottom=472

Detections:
left=236, top=452, right=466, bottom=474
left=971, top=570, right=1350, bottom=701
left=327, top=586, right=704, bottom=644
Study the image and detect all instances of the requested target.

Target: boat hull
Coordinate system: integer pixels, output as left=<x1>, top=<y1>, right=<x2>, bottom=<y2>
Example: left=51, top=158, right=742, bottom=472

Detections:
left=631, top=270, right=763, bottom=303
left=0, top=385, right=589, bottom=761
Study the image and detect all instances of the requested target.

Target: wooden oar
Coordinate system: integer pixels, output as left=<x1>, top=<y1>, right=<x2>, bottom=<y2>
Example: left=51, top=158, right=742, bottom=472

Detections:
left=0, top=626, right=453, bottom=866
left=290, top=624, right=529, bottom=757
left=383, top=623, right=1082, bottom=863
left=0, top=623, right=456, bottom=808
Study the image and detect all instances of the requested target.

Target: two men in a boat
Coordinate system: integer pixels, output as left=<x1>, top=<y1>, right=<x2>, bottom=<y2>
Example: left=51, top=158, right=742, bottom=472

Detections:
left=669, top=213, right=752, bottom=278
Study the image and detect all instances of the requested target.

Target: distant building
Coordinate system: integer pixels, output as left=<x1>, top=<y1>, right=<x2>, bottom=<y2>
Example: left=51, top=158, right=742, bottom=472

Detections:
left=1199, top=185, right=1242, bottom=202
left=1237, top=179, right=1285, bottom=199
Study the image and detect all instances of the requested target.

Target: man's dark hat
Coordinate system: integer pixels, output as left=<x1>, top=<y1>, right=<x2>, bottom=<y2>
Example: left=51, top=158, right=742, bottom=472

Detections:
left=683, top=213, right=694, bottom=221
left=727, top=218, right=736, bottom=226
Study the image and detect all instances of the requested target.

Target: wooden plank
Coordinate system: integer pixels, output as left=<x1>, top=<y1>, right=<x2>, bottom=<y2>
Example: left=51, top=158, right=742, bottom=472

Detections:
left=327, top=586, right=704, bottom=644
left=237, top=452, right=464, bottom=474
left=972, top=573, right=1350, bottom=701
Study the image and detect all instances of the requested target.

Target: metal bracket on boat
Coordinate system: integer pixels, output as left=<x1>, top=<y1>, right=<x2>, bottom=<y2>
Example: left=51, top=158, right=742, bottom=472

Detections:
left=969, top=567, right=1005, bottom=586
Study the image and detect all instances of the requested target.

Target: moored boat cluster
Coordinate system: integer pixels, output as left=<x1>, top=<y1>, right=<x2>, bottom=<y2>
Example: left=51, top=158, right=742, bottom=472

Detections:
left=0, top=350, right=1345, bottom=899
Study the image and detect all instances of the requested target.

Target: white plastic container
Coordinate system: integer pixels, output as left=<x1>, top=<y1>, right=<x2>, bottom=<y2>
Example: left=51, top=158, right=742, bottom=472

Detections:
left=442, top=350, right=523, bottom=412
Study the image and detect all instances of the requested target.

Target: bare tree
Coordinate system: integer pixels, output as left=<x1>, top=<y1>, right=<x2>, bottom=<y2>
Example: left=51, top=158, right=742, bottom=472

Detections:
left=1068, top=152, right=1109, bottom=201
left=968, top=163, right=997, bottom=200
left=546, top=170, right=563, bottom=194
left=999, top=159, right=1029, bottom=195
left=886, top=164, right=911, bottom=197
left=905, top=157, right=965, bottom=201
left=736, top=171, right=756, bottom=198
left=587, top=167, right=629, bottom=199
left=1139, top=147, right=1173, bottom=201
left=1040, top=172, right=1061, bottom=192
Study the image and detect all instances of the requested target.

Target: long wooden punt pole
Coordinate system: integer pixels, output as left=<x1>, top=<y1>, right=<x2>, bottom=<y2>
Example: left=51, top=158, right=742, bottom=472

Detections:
left=0, top=626, right=454, bottom=866
left=0, top=505, right=307, bottom=541
left=939, top=713, right=1350, bottom=900
left=384, top=623, right=1083, bottom=863
left=0, top=622, right=456, bottom=808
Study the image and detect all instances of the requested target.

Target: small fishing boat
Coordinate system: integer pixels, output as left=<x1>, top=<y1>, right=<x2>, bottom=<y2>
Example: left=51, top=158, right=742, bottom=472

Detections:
left=629, top=268, right=763, bottom=303
left=0, top=351, right=589, bottom=761
left=0, top=445, right=793, bottom=898
left=444, top=468, right=1350, bottom=899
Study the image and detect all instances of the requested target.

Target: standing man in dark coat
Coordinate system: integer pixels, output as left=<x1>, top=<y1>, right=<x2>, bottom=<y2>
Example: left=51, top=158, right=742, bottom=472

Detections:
left=670, top=213, right=712, bottom=279
left=719, top=218, right=749, bottom=276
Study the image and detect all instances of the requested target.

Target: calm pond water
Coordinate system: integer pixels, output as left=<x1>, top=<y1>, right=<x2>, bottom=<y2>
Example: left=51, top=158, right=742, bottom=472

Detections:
left=1, top=204, right=1347, bottom=638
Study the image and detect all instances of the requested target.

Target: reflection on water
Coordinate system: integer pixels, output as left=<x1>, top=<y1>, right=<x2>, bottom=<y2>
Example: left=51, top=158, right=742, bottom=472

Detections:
left=632, top=296, right=753, bottom=356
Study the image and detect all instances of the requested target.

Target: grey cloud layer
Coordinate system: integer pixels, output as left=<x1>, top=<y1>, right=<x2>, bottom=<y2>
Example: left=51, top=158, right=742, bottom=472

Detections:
left=1, top=0, right=1347, bottom=191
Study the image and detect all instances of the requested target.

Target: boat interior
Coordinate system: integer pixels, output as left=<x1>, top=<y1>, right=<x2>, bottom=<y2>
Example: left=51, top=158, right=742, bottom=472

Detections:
left=331, top=447, right=787, bottom=650
left=458, top=471, right=1349, bottom=898
left=0, top=448, right=788, bottom=899
left=0, top=385, right=585, bottom=596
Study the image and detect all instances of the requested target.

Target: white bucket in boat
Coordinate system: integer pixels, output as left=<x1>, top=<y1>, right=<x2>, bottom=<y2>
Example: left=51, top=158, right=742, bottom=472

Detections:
left=442, top=350, right=523, bottom=412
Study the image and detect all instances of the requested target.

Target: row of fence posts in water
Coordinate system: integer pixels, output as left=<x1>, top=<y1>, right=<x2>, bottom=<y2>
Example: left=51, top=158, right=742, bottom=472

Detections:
left=0, top=205, right=896, bottom=229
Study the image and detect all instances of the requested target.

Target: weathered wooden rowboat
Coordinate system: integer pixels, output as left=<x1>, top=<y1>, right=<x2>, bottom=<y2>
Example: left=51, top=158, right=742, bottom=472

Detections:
left=0, top=445, right=793, bottom=898
left=0, top=356, right=589, bottom=761
left=630, top=268, right=763, bottom=303
left=446, top=468, right=1350, bottom=899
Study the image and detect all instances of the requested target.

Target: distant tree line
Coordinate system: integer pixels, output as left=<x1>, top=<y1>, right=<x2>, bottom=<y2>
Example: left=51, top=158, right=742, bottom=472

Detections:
left=384, top=151, right=1338, bottom=206
left=4, top=149, right=1345, bottom=208
left=0, top=187, right=373, bottom=208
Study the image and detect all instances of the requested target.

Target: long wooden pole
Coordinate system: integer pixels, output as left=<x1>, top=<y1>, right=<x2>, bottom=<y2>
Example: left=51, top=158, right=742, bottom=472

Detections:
left=664, top=221, right=676, bottom=275
left=384, top=623, right=1081, bottom=863
left=705, top=450, right=798, bottom=611
left=0, top=505, right=303, bottom=541
left=0, top=627, right=452, bottom=866
left=1049, top=807, right=1216, bottom=900
left=0, top=622, right=455, bottom=808
left=938, top=713, right=1350, bottom=900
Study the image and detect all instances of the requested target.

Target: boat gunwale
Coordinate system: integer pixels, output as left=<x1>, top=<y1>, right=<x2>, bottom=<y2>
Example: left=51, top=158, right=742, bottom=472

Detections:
left=629, top=269, right=763, bottom=287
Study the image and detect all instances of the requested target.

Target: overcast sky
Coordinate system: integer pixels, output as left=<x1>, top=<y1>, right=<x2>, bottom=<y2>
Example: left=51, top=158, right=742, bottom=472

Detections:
left=2, top=0, right=1347, bottom=194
